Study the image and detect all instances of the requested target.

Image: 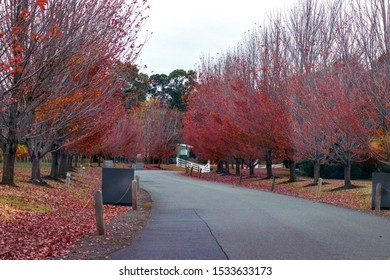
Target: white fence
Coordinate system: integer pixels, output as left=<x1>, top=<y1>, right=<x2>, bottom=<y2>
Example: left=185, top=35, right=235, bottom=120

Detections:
left=176, top=158, right=211, bottom=173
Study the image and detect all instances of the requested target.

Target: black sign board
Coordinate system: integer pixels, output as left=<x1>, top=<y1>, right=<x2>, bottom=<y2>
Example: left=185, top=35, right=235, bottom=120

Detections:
left=372, top=172, right=390, bottom=210
left=102, top=168, right=134, bottom=206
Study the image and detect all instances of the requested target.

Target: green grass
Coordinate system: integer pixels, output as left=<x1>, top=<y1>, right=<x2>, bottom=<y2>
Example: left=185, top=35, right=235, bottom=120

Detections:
left=11, top=161, right=52, bottom=169
left=0, top=195, right=52, bottom=212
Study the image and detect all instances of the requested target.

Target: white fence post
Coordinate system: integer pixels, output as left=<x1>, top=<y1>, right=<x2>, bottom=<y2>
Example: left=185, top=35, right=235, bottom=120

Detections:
left=65, top=172, right=71, bottom=188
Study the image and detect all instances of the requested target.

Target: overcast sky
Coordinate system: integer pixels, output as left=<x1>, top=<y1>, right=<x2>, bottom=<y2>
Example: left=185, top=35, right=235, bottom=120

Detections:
left=137, top=0, right=292, bottom=75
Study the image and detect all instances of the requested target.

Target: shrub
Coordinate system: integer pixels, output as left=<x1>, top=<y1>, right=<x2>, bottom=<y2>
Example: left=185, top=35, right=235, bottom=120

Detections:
left=297, top=159, right=390, bottom=180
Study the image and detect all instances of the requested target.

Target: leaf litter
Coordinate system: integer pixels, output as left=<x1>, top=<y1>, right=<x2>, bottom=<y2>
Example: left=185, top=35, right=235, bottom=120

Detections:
left=0, top=166, right=131, bottom=260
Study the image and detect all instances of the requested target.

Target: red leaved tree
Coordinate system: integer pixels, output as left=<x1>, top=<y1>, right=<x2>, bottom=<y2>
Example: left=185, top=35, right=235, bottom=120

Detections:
left=320, top=61, right=376, bottom=188
left=0, top=0, right=149, bottom=184
left=138, top=100, right=182, bottom=167
left=183, top=54, right=246, bottom=173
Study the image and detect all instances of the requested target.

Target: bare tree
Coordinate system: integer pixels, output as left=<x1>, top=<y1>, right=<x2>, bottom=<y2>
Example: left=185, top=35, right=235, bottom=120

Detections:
left=353, top=0, right=390, bottom=165
left=286, top=0, right=343, bottom=182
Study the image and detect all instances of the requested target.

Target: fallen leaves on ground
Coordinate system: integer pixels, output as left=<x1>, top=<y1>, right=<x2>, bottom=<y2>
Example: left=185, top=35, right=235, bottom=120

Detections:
left=0, top=166, right=130, bottom=260
left=184, top=167, right=390, bottom=219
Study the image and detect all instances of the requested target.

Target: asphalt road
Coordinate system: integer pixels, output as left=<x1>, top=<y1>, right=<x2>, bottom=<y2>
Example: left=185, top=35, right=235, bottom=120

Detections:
left=109, top=170, right=390, bottom=260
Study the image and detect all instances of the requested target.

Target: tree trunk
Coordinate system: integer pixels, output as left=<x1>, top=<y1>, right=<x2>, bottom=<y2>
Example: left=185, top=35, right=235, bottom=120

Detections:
left=235, top=158, right=241, bottom=176
left=68, top=154, right=73, bottom=170
left=74, top=154, right=79, bottom=167
left=2, top=142, right=18, bottom=186
left=249, top=161, right=255, bottom=177
left=265, top=149, right=273, bottom=179
left=224, top=161, right=230, bottom=175
left=217, top=161, right=223, bottom=173
left=289, top=159, right=297, bottom=182
left=31, top=154, right=42, bottom=182
left=313, top=159, right=320, bottom=183
left=1, top=96, right=20, bottom=186
left=50, top=150, right=60, bottom=179
left=344, top=157, right=352, bottom=188
left=59, top=150, right=68, bottom=177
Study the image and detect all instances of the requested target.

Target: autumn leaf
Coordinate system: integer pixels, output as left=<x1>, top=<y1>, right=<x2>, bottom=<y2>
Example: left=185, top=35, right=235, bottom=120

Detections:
left=11, top=43, right=23, bottom=53
left=21, top=9, right=30, bottom=21
left=15, top=66, right=23, bottom=74
left=32, top=33, right=43, bottom=41
left=36, top=0, right=48, bottom=10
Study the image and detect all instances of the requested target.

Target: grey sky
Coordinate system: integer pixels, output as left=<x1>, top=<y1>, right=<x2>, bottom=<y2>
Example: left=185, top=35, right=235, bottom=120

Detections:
left=137, top=0, right=291, bottom=75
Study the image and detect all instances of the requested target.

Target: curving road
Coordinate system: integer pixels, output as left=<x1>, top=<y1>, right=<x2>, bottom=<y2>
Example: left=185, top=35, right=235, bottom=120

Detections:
left=109, top=170, right=390, bottom=260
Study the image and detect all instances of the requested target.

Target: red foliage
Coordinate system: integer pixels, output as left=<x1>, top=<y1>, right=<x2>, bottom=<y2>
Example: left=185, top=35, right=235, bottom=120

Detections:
left=230, top=79, right=290, bottom=158
left=138, top=100, right=182, bottom=162
left=99, top=110, right=143, bottom=159
left=310, top=63, right=375, bottom=183
left=0, top=0, right=150, bottom=185
left=184, top=60, right=290, bottom=169
left=36, top=0, right=48, bottom=10
left=184, top=76, right=233, bottom=161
